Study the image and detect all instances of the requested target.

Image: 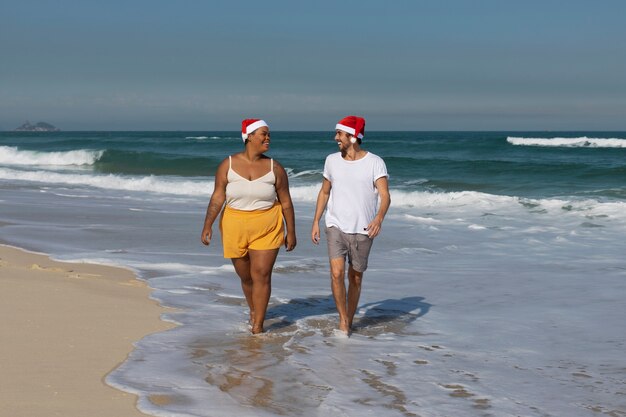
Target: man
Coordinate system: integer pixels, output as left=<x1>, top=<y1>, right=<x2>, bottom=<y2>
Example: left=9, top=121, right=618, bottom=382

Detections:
left=311, top=115, right=390, bottom=335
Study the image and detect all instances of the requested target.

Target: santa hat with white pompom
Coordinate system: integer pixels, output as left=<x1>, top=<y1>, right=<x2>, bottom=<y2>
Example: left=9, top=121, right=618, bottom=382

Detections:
left=335, top=116, right=365, bottom=143
left=241, top=119, right=269, bottom=142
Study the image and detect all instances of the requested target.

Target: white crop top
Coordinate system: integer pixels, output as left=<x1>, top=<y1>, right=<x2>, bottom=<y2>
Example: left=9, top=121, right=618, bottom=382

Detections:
left=225, top=156, right=277, bottom=210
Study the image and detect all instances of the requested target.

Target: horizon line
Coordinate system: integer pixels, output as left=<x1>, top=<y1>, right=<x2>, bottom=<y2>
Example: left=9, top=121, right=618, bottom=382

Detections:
left=4, top=129, right=626, bottom=133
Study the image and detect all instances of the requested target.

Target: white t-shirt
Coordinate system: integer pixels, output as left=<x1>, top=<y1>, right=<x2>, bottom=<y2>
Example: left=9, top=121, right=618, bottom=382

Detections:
left=323, top=151, right=388, bottom=234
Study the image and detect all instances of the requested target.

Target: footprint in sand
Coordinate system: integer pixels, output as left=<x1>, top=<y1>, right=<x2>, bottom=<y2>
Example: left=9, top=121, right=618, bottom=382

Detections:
left=30, top=263, right=69, bottom=273
left=375, top=359, right=398, bottom=376
left=418, top=344, right=444, bottom=352
left=360, top=369, right=416, bottom=416
left=119, top=280, right=142, bottom=287
left=68, top=272, right=102, bottom=279
left=439, top=383, right=492, bottom=410
left=441, top=383, right=475, bottom=398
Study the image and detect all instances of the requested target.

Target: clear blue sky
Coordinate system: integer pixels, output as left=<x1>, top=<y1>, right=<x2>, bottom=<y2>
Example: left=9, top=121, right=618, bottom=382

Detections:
left=1, top=0, right=625, bottom=131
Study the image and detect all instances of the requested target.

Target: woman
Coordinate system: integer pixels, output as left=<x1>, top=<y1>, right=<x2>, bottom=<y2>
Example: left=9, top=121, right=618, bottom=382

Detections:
left=201, top=119, right=296, bottom=334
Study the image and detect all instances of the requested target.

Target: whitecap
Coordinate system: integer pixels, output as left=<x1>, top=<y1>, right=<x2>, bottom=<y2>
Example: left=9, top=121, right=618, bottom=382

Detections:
left=0, top=146, right=103, bottom=166
left=0, top=167, right=211, bottom=196
left=403, top=214, right=441, bottom=224
left=507, top=136, right=626, bottom=148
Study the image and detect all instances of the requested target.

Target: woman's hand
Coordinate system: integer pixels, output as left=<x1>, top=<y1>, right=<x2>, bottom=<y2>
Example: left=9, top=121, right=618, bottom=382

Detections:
left=285, top=231, right=297, bottom=251
left=201, top=227, right=212, bottom=245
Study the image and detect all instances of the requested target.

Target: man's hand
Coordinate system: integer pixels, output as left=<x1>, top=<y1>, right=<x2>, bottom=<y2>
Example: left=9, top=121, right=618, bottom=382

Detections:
left=311, top=223, right=321, bottom=244
left=365, top=217, right=382, bottom=238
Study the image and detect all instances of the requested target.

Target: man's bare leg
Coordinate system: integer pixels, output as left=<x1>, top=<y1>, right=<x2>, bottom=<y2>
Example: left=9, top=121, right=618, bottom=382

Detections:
left=329, top=257, right=350, bottom=333
left=346, top=265, right=363, bottom=329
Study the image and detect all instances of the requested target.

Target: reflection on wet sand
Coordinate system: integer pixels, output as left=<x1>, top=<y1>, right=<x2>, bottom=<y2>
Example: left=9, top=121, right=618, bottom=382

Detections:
left=184, top=294, right=433, bottom=415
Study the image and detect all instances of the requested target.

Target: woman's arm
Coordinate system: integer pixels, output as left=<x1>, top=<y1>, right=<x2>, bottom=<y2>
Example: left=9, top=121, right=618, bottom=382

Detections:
left=201, top=158, right=229, bottom=245
left=274, top=160, right=297, bottom=251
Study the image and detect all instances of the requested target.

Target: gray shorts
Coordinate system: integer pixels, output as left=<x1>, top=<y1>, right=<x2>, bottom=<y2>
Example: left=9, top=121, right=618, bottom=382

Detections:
left=325, top=226, right=374, bottom=272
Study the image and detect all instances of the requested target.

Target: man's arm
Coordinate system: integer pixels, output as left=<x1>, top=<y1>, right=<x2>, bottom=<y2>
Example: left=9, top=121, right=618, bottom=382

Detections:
left=311, top=178, right=332, bottom=244
left=365, top=176, right=390, bottom=238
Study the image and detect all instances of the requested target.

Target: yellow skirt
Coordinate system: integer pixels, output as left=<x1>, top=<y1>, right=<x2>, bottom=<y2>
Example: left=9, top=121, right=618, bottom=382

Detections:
left=219, top=202, right=284, bottom=258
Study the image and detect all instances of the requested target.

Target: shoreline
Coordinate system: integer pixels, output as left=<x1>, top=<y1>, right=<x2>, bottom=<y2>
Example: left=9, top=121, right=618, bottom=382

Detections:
left=0, top=244, right=174, bottom=417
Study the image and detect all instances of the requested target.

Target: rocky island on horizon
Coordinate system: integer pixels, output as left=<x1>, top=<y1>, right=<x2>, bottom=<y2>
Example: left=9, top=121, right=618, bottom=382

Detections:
left=14, top=121, right=60, bottom=132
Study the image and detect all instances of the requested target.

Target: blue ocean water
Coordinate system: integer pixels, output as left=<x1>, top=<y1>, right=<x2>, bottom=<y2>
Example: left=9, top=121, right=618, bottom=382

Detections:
left=1, top=131, right=626, bottom=417
left=2, top=130, right=626, bottom=200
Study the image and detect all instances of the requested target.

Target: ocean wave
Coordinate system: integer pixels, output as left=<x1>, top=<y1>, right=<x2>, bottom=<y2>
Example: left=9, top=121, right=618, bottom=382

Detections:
left=2, top=167, right=625, bottom=222
left=0, top=166, right=322, bottom=198
left=297, top=186, right=626, bottom=223
left=391, top=189, right=518, bottom=209
left=0, top=146, right=104, bottom=166
left=396, top=190, right=626, bottom=224
left=289, top=186, right=523, bottom=208
left=507, top=137, right=626, bottom=148
left=289, top=169, right=323, bottom=179
left=185, top=136, right=236, bottom=140
left=0, top=168, right=210, bottom=196
left=289, top=184, right=323, bottom=201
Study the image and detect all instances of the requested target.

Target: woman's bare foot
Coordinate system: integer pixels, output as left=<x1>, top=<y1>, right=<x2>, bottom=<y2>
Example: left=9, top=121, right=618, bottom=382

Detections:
left=251, top=324, right=264, bottom=334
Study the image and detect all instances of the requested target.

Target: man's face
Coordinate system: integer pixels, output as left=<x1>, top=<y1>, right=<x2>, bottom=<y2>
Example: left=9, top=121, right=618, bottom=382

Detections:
left=334, top=130, right=353, bottom=151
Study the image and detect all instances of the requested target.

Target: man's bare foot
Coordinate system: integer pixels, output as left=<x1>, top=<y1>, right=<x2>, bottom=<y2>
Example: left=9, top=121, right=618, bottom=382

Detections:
left=338, top=318, right=350, bottom=334
left=251, top=324, right=264, bottom=335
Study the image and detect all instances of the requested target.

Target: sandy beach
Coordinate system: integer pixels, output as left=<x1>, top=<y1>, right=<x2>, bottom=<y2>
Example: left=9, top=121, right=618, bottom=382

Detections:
left=0, top=244, right=173, bottom=417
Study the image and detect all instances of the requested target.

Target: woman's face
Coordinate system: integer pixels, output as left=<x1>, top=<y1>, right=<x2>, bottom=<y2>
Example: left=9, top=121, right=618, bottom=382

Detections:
left=248, top=126, right=271, bottom=151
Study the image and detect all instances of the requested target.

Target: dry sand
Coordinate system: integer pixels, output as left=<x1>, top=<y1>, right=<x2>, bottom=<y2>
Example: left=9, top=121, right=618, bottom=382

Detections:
left=0, top=244, right=173, bottom=417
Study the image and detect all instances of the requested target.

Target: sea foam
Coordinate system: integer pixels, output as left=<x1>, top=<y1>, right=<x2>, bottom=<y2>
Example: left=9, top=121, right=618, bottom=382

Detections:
left=507, top=136, right=626, bottom=148
left=0, top=168, right=210, bottom=196
left=185, top=136, right=236, bottom=140
left=0, top=146, right=104, bottom=166
left=3, top=166, right=626, bottom=226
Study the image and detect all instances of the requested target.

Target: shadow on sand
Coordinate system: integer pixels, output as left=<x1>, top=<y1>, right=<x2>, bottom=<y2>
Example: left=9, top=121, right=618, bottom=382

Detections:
left=264, top=295, right=336, bottom=331
left=354, top=296, right=432, bottom=335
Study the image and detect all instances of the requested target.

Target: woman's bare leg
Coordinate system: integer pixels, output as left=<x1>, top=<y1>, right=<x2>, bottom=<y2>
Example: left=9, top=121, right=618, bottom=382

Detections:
left=231, top=255, right=254, bottom=325
left=247, top=248, right=279, bottom=334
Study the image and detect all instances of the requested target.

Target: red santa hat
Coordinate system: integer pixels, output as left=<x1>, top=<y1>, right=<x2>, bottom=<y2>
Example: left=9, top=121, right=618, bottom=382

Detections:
left=335, top=115, right=365, bottom=140
left=241, top=119, right=269, bottom=142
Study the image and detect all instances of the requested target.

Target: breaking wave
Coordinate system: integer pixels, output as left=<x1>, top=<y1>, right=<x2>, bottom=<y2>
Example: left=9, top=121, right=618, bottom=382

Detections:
left=0, top=146, right=104, bottom=166
left=507, top=137, right=626, bottom=148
